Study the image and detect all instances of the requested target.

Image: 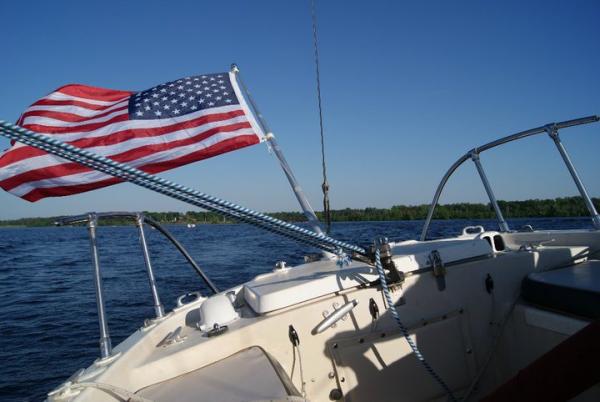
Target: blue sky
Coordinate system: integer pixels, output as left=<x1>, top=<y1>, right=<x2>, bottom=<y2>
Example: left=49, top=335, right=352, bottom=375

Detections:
left=0, top=0, right=598, bottom=219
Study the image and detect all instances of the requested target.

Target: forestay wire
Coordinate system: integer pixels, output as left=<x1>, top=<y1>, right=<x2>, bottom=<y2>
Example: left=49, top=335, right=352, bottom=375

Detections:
left=0, top=121, right=366, bottom=256
left=311, top=0, right=332, bottom=234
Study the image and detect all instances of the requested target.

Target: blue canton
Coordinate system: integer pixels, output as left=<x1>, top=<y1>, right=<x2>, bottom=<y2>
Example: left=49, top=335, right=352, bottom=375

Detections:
left=128, top=73, right=239, bottom=120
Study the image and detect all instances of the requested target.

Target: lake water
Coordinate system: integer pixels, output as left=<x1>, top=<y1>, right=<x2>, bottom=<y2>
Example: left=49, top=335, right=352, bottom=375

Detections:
left=0, top=217, right=594, bottom=401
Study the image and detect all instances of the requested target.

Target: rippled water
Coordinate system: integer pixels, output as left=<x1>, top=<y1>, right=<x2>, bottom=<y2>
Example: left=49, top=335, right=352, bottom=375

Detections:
left=0, top=217, right=593, bottom=401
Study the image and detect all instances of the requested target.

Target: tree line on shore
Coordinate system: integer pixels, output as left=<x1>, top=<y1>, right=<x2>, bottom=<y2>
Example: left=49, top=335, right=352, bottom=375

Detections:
left=1, top=196, right=598, bottom=227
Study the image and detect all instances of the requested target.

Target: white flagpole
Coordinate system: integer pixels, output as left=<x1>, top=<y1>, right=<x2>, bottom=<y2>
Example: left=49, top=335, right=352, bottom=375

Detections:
left=231, top=64, right=325, bottom=236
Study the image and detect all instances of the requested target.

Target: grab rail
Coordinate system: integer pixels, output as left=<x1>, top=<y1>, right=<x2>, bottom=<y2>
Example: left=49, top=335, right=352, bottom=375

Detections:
left=56, top=211, right=218, bottom=360
left=420, top=115, right=600, bottom=240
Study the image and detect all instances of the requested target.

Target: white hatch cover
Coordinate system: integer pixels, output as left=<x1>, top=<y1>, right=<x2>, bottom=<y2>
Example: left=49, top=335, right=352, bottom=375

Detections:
left=243, top=260, right=378, bottom=314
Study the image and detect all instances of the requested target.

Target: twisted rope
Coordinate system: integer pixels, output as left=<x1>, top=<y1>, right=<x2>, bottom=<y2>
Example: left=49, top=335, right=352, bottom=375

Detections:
left=373, top=238, right=458, bottom=401
left=0, top=121, right=366, bottom=256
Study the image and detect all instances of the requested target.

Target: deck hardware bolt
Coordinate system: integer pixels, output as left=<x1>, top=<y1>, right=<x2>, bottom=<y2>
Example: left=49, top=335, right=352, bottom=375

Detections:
left=329, top=388, right=343, bottom=400
left=288, top=325, right=300, bottom=346
left=369, top=298, right=380, bottom=320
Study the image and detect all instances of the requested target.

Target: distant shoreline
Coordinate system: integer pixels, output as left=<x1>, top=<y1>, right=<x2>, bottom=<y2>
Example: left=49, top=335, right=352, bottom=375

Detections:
left=1, top=196, right=597, bottom=228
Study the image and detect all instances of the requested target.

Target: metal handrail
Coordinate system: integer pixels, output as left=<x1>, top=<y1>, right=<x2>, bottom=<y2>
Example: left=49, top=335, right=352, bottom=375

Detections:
left=56, top=211, right=218, bottom=360
left=420, top=115, right=600, bottom=241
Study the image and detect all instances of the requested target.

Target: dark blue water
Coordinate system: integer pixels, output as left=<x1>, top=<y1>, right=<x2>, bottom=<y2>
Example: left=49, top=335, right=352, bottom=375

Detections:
left=0, top=217, right=593, bottom=401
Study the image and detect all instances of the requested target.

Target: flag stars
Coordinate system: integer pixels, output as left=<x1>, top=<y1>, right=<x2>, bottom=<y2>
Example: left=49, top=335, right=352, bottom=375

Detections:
left=131, top=73, right=238, bottom=120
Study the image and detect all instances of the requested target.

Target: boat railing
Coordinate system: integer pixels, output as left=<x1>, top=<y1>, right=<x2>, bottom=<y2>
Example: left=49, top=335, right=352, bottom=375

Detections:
left=56, top=212, right=218, bottom=361
left=420, top=115, right=600, bottom=241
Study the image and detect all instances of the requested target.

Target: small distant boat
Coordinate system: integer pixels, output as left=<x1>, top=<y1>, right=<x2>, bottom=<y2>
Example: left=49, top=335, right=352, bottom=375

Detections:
left=186, top=223, right=196, bottom=229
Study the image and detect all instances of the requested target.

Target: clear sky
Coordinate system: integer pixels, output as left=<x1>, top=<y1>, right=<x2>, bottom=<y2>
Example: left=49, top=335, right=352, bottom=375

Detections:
left=0, top=0, right=598, bottom=219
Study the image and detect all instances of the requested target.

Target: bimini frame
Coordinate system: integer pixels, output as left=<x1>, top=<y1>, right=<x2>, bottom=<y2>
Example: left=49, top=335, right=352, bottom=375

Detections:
left=420, top=115, right=600, bottom=241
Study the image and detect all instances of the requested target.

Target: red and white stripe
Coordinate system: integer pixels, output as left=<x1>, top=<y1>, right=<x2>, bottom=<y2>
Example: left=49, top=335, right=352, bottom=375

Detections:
left=0, top=79, right=264, bottom=202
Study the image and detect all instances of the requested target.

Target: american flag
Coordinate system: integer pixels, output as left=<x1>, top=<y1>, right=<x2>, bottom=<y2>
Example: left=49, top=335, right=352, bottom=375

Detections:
left=0, top=72, right=265, bottom=202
